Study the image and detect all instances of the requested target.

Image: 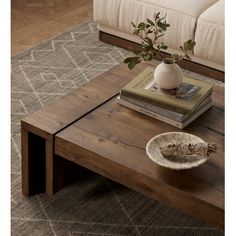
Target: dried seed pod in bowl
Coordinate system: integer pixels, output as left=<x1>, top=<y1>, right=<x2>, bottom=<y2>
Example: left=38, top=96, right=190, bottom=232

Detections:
left=160, top=142, right=217, bottom=157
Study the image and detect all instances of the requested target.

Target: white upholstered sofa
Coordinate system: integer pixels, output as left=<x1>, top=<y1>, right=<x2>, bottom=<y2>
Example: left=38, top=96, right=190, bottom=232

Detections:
left=94, top=0, right=225, bottom=76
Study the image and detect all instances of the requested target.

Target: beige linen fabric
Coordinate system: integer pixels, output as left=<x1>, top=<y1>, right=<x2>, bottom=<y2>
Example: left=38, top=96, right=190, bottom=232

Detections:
left=194, top=0, right=224, bottom=65
left=94, top=0, right=197, bottom=49
left=138, top=0, right=218, bottom=17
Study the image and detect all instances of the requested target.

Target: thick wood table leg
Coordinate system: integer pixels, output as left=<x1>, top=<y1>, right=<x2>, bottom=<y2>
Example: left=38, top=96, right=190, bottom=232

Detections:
left=46, top=142, right=90, bottom=194
left=21, top=129, right=46, bottom=196
left=22, top=129, right=70, bottom=196
left=21, top=127, right=69, bottom=196
left=46, top=140, right=67, bottom=195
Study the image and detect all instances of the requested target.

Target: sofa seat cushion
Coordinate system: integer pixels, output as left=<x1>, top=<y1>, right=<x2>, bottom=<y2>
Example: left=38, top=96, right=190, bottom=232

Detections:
left=194, top=0, right=224, bottom=65
left=94, top=0, right=218, bottom=50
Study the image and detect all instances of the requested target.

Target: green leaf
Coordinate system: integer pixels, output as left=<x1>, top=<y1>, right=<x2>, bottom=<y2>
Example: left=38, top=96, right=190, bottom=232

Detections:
left=189, top=40, right=196, bottom=50
left=184, top=39, right=192, bottom=51
left=131, top=22, right=136, bottom=28
left=154, top=12, right=160, bottom=21
left=123, top=57, right=133, bottom=64
left=157, top=22, right=167, bottom=31
left=157, top=33, right=165, bottom=39
left=138, top=22, right=146, bottom=29
left=141, top=51, right=153, bottom=61
left=128, top=62, right=133, bottom=69
left=125, top=57, right=141, bottom=69
left=183, top=39, right=196, bottom=53
left=144, top=37, right=153, bottom=45
left=128, top=60, right=138, bottom=69
left=147, top=18, right=155, bottom=26
left=160, top=45, right=168, bottom=50
left=160, top=42, right=167, bottom=49
left=147, top=30, right=153, bottom=34
left=159, top=13, right=167, bottom=22
left=183, top=41, right=190, bottom=51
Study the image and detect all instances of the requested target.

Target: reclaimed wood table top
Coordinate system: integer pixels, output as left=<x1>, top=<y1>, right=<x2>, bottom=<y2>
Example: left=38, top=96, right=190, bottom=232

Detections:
left=22, top=61, right=224, bottom=228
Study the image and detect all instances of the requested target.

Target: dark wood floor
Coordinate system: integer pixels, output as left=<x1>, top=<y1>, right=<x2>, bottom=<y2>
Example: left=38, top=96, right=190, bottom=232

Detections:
left=11, top=0, right=93, bottom=55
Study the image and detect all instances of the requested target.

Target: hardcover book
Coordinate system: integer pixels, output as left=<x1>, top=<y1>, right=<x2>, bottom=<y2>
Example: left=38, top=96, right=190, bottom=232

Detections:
left=117, top=96, right=213, bottom=129
left=120, top=93, right=212, bottom=122
left=121, top=67, right=213, bottom=113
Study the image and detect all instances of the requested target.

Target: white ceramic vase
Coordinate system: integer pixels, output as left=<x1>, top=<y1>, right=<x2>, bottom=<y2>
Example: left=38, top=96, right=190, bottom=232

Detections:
left=154, top=62, right=183, bottom=89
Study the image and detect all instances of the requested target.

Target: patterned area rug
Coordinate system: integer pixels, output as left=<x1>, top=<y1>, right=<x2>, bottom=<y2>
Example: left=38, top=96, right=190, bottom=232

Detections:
left=11, top=21, right=224, bottom=236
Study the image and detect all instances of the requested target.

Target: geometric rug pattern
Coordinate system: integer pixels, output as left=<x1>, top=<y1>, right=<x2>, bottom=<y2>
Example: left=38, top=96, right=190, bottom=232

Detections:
left=11, top=21, right=224, bottom=235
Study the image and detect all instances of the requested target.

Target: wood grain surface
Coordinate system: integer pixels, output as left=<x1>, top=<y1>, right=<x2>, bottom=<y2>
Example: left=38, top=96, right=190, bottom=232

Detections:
left=21, top=63, right=143, bottom=195
left=21, top=62, right=143, bottom=140
left=21, top=61, right=224, bottom=227
left=55, top=99, right=224, bottom=228
left=54, top=62, right=224, bottom=228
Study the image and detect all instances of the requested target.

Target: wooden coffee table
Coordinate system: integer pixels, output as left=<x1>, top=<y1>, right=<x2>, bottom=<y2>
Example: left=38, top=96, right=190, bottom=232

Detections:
left=21, top=62, right=224, bottom=229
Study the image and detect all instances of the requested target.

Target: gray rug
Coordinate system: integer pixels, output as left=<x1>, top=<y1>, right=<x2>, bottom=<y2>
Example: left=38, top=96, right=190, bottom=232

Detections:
left=11, top=21, right=224, bottom=236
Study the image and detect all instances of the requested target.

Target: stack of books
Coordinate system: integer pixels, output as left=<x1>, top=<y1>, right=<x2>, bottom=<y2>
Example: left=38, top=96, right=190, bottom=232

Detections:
left=117, top=67, right=213, bottom=129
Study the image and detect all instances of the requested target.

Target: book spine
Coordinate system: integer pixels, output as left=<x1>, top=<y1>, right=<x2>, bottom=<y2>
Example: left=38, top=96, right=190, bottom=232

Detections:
left=121, top=90, right=188, bottom=113
left=120, top=94, right=184, bottom=122
left=117, top=98, right=183, bottom=129
left=181, top=101, right=213, bottom=128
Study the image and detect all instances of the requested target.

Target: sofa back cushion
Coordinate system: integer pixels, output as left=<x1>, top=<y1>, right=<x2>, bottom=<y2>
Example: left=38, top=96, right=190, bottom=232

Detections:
left=194, top=0, right=224, bottom=65
left=138, top=0, right=219, bottom=17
